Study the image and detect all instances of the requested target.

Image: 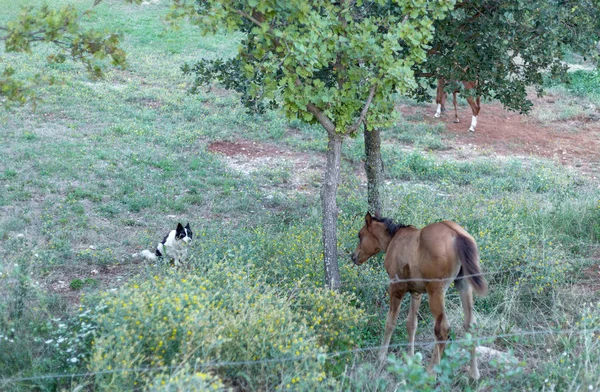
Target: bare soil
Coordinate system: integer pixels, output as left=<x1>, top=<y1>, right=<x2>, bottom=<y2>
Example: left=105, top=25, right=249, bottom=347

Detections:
left=47, top=263, right=139, bottom=306
left=207, top=140, right=323, bottom=194
left=400, top=94, right=600, bottom=178
left=208, top=140, right=292, bottom=159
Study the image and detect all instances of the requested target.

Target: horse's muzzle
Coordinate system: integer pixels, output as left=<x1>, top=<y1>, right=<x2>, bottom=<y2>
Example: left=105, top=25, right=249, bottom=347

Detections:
left=351, top=253, right=360, bottom=265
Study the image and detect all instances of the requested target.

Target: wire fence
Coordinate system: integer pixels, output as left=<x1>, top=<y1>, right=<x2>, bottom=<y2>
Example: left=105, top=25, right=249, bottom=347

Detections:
left=1, top=325, right=599, bottom=387
left=4, top=262, right=591, bottom=292
left=2, top=253, right=598, bottom=387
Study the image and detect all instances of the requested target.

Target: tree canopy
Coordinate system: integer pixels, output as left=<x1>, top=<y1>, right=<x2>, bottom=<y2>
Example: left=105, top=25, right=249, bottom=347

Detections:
left=412, top=0, right=600, bottom=113
left=182, top=0, right=455, bottom=131
left=0, top=3, right=128, bottom=108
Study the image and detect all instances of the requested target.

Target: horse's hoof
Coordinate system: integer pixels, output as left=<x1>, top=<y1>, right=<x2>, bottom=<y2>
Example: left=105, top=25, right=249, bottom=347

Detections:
left=469, top=367, right=480, bottom=380
left=376, top=356, right=388, bottom=373
left=434, top=113, right=441, bottom=118
left=469, top=128, right=475, bottom=133
left=453, top=119, right=460, bottom=123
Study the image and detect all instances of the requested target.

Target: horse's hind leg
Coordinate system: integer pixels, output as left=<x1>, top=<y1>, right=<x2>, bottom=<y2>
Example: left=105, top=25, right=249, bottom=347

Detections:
left=457, top=279, right=480, bottom=380
left=426, top=285, right=449, bottom=374
left=378, top=287, right=406, bottom=363
left=407, top=293, right=422, bottom=356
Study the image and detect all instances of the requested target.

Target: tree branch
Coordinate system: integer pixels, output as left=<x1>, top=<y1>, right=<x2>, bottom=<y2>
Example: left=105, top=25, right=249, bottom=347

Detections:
left=307, top=103, right=336, bottom=134
left=234, top=9, right=266, bottom=28
left=348, top=84, right=377, bottom=133
left=415, top=72, right=435, bottom=78
left=294, top=76, right=336, bottom=134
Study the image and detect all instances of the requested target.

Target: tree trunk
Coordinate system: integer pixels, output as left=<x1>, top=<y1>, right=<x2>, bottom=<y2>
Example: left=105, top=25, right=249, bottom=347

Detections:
left=364, top=121, right=383, bottom=215
left=321, top=132, right=343, bottom=290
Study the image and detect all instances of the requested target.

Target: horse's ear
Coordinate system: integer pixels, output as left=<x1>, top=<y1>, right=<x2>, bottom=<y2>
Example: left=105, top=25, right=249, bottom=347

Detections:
left=365, top=212, right=373, bottom=226
left=374, top=210, right=382, bottom=220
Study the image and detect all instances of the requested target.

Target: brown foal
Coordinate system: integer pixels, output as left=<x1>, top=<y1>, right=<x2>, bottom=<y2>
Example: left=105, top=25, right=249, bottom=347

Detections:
left=352, top=212, right=487, bottom=379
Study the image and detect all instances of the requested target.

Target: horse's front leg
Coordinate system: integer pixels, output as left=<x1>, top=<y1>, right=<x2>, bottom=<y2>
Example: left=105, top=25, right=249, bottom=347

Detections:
left=378, top=287, right=406, bottom=363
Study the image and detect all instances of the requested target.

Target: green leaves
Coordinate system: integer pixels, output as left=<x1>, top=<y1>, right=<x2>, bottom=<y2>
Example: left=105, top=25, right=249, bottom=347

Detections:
left=185, top=0, right=455, bottom=133
left=413, top=0, right=600, bottom=114
left=1, top=3, right=128, bottom=108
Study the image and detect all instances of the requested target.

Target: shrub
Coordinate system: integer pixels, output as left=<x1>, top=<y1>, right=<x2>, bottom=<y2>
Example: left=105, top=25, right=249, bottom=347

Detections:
left=384, top=338, right=523, bottom=391
left=86, top=265, right=363, bottom=390
left=69, top=279, right=84, bottom=291
left=149, top=364, right=225, bottom=391
left=45, top=308, right=99, bottom=370
left=249, top=224, right=325, bottom=286
left=292, top=286, right=364, bottom=373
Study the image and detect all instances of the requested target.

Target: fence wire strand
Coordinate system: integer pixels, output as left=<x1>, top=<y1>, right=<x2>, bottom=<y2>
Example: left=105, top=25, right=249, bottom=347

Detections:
left=2, top=325, right=600, bottom=386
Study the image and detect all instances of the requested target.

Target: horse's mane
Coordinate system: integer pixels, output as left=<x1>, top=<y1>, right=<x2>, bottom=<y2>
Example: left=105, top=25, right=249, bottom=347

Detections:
left=373, top=216, right=412, bottom=236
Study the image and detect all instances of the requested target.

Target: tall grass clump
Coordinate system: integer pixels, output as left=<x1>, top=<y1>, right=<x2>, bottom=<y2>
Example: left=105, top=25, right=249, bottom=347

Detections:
left=504, top=301, right=600, bottom=391
left=565, top=70, right=600, bottom=99
left=0, top=250, right=75, bottom=391
left=373, top=151, right=599, bottom=292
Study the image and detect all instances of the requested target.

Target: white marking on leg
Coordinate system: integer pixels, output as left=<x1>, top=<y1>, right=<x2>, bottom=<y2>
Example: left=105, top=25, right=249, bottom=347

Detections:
left=469, top=116, right=477, bottom=132
left=434, top=103, right=442, bottom=118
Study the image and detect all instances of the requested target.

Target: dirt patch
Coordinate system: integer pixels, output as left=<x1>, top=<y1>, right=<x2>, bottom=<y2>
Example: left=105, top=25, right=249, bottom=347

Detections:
left=579, top=247, right=600, bottom=293
left=583, top=263, right=600, bottom=279
left=47, top=263, right=137, bottom=307
left=140, top=98, right=163, bottom=109
left=208, top=139, right=323, bottom=194
left=124, top=97, right=163, bottom=109
left=208, top=140, right=290, bottom=159
left=400, top=94, right=600, bottom=178
left=579, top=263, right=600, bottom=294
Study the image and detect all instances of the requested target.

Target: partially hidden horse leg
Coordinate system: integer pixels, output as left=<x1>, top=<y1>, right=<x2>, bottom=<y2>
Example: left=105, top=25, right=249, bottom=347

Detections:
left=464, top=81, right=480, bottom=132
left=452, top=90, right=460, bottom=123
left=426, top=285, right=450, bottom=375
left=457, top=280, right=480, bottom=380
left=378, top=287, right=406, bottom=363
left=407, top=293, right=422, bottom=357
left=434, top=79, right=446, bottom=118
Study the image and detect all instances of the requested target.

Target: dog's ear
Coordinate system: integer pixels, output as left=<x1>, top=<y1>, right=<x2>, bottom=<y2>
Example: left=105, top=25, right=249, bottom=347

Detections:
left=177, top=222, right=184, bottom=232
left=185, top=222, right=191, bottom=229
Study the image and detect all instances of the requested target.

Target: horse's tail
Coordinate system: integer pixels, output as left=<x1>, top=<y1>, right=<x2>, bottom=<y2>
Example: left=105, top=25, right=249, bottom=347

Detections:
left=455, top=234, right=488, bottom=296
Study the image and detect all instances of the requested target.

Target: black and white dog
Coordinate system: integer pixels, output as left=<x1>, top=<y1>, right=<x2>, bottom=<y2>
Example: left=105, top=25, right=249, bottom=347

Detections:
left=136, top=223, right=193, bottom=266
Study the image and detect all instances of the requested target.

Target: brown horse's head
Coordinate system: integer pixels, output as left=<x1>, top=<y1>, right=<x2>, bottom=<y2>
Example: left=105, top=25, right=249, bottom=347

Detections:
left=351, top=212, right=384, bottom=265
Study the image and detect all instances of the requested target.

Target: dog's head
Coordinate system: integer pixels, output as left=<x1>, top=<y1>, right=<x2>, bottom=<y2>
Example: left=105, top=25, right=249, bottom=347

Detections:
left=176, top=222, right=193, bottom=244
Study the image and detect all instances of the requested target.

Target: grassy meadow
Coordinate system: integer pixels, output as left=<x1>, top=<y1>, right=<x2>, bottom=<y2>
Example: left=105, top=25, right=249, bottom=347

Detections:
left=1, top=1, right=600, bottom=390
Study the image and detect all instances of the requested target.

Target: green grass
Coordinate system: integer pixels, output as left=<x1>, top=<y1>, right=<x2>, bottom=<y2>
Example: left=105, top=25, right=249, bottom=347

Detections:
left=1, top=1, right=600, bottom=391
left=534, top=69, right=600, bottom=124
